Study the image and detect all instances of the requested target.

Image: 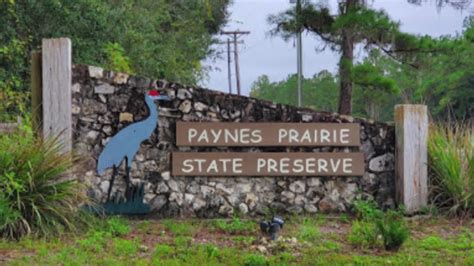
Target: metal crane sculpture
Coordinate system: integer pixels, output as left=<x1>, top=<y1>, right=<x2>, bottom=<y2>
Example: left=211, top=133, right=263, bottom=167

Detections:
left=97, top=89, right=170, bottom=204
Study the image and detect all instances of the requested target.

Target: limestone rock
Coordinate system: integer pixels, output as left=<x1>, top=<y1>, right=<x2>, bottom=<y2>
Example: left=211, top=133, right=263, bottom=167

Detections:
left=155, top=182, right=169, bottom=194
left=304, top=204, right=318, bottom=213
left=102, top=125, right=113, bottom=135
left=201, top=185, right=215, bottom=198
left=289, top=181, right=305, bottom=193
left=100, top=180, right=110, bottom=194
left=86, top=130, right=100, bottom=144
left=186, top=182, right=200, bottom=194
left=161, top=171, right=170, bottom=181
left=72, top=83, right=81, bottom=93
left=192, top=197, right=206, bottom=210
left=245, top=193, right=258, bottom=210
left=286, top=205, right=303, bottom=214
left=150, top=195, right=167, bottom=211
left=169, top=192, right=184, bottom=205
left=119, top=112, right=134, bottom=123
left=218, top=204, right=234, bottom=216
left=94, top=84, right=115, bottom=94
left=307, top=178, right=321, bottom=187
left=361, top=141, right=375, bottom=160
left=113, top=73, right=129, bottom=84
left=194, top=102, right=208, bottom=112
left=83, top=99, right=107, bottom=115
left=167, top=180, right=179, bottom=192
left=369, top=153, right=395, bottom=172
left=177, top=89, right=192, bottom=100
left=184, top=193, right=195, bottom=204
left=89, top=66, right=103, bottom=78
left=216, top=183, right=233, bottom=195
left=179, top=100, right=192, bottom=113
left=238, top=203, right=249, bottom=214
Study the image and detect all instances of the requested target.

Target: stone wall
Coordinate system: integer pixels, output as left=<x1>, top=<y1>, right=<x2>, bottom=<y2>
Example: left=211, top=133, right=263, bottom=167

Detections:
left=72, top=64, right=396, bottom=217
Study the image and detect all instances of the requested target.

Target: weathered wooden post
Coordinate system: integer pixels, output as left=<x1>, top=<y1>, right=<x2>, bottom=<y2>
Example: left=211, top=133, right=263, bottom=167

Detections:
left=41, top=38, right=72, bottom=152
left=31, top=51, right=42, bottom=133
left=394, top=104, right=428, bottom=214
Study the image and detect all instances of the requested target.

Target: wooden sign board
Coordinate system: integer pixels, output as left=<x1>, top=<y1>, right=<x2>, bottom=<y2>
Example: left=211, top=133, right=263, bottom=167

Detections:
left=172, top=152, right=364, bottom=176
left=176, top=122, right=360, bottom=147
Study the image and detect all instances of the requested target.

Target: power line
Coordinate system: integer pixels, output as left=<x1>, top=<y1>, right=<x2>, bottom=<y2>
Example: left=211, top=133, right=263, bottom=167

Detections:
left=220, top=30, right=250, bottom=96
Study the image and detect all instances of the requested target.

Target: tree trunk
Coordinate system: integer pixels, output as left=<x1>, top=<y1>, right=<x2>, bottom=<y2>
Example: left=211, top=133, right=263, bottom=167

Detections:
left=337, top=0, right=357, bottom=115
left=338, top=29, right=354, bottom=115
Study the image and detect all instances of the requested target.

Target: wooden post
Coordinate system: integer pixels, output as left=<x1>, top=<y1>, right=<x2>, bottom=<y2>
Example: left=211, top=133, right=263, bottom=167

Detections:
left=31, top=51, right=42, bottom=134
left=42, top=38, right=72, bottom=152
left=395, top=104, right=428, bottom=214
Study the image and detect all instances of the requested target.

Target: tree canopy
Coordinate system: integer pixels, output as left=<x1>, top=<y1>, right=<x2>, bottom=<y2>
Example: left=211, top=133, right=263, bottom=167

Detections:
left=267, top=0, right=472, bottom=117
left=0, top=0, right=230, bottom=121
left=251, top=17, right=474, bottom=122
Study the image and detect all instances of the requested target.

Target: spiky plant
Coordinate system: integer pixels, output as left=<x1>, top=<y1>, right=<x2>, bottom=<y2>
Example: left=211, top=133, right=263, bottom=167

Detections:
left=428, top=123, right=474, bottom=217
left=0, top=127, right=91, bottom=239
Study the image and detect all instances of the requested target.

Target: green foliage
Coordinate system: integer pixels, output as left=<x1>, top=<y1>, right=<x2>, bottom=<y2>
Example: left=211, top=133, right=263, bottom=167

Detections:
left=163, top=220, right=197, bottom=236
left=112, top=238, right=139, bottom=256
left=2, top=217, right=473, bottom=265
left=348, top=220, right=380, bottom=248
left=105, top=216, right=130, bottom=237
left=103, top=42, right=133, bottom=74
left=213, top=217, right=255, bottom=235
left=250, top=71, right=339, bottom=112
left=297, top=218, right=321, bottom=243
left=350, top=200, right=409, bottom=251
left=375, top=209, right=410, bottom=251
left=154, top=244, right=173, bottom=258
left=353, top=199, right=383, bottom=221
left=243, top=253, right=269, bottom=266
left=0, top=0, right=229, bottom=119
left=0, top=126, right=91, bottom=239
left=428, top=124, right=474, bottom=216
left=77, top=231, right=108, bottom=252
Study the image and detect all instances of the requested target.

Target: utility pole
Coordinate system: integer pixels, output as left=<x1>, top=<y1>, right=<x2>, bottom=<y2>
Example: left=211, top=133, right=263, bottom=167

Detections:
left=296, top=0, right=303, bottom=107
left=291, top=0, right=304, bottom=107
left=227, top=38, right=232, bottom=94
left=221, top=30, right=250, bottom=95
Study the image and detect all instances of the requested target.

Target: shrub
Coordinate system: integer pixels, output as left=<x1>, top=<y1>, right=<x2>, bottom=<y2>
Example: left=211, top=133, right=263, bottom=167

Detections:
left=348, top=220, right=379, bottom=248
left=353, top=199, right=383, bottom=221
left=428, top=124, right=474, bottom=216
left=350, top=200, right=409, bottom=251
left=375, top=209, right=409, bottom=251
left=0, top=128, right=90, bottom=239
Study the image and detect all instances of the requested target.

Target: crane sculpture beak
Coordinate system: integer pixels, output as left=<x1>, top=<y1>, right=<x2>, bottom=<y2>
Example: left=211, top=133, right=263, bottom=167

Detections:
left=156, top=95, right=171, bottom=101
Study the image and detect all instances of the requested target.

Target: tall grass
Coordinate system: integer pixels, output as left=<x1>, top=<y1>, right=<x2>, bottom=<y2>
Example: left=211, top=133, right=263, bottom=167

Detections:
left=0, top=125, right=92, bottom=239
left=428, top=124, right=474, bottom=216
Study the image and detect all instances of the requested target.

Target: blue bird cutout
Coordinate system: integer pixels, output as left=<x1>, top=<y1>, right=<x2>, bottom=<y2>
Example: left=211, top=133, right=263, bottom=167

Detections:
left=97, top=89, right=170, bottom=202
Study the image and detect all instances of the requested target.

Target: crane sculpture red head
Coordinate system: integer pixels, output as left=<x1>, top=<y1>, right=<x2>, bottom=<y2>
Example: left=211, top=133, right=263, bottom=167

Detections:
left=148, top=89, right=169, bottom=101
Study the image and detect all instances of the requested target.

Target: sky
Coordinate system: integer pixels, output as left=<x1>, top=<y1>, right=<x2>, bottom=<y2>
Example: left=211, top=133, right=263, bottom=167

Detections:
left=199, top=0, right=473, bottom=96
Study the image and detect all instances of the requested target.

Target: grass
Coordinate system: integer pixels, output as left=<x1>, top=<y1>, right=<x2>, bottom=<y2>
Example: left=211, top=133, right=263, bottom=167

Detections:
left=1, top=215, right=472, bottom=265
left=213, top=216, right=256, bottom=234
left=428, top=123, right=474, bottom=216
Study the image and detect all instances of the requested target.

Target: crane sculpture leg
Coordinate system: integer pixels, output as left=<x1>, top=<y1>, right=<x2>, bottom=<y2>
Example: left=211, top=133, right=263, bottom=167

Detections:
left=106, top=165, right=118, bottom=202
left=124, top=156, right=132, bottom=200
